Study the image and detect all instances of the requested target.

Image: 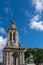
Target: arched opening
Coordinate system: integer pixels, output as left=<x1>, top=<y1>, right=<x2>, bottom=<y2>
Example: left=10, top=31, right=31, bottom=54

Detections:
left=10, top=32, right=15, bottom=42
left=12, top=52, right=17, bottom=65
left=13, top=32, right=15, bottom=41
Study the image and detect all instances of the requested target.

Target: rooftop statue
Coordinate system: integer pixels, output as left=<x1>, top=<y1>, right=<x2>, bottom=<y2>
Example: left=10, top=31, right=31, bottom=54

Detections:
left=26, top=53, right=34, bottom=64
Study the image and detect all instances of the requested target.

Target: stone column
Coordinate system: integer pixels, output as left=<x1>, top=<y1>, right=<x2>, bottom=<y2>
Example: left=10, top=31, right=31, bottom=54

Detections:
left=15, top=30, right=18, bottom=44
left=10, top=52, right=12, bottom=65
left=8, top=52, right=10, bottom=65
left=6, top=52, right=8, bottom=65
left=20, top=52, right=23, bottom=65
left=21, top=52, right=23, bottom=65
left=6, top=52, right=10, bottom=65
left=16, top=57, right=18, bottom=65
left=7, top=33, right=10, bottom=46
left=21, top=51, right=25, bottom=65
left=22, top=52, right=25, bottom=64
left=18, top=50, right=20, bottom=65
left=12, top=32, right=14, bottom=42
left=10, top=52, right=14, bottom=65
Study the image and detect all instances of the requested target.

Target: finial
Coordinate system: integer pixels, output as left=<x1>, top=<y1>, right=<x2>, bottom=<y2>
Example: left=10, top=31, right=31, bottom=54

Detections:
left=8, top=20, right=18, bottom=31
left=11, top=20, right=15, bottom=25
left=11, top=20, right=16, bottom=28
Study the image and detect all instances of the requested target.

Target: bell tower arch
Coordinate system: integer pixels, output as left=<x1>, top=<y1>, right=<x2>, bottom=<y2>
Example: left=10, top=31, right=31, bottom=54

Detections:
left=7, top=20, right=19, bottom=47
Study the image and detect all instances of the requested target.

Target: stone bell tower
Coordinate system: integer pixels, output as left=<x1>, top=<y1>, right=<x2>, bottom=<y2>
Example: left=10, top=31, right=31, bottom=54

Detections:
left=7, top=21, right=19, bottom=47
left=3, top=20, right=25, bottom=65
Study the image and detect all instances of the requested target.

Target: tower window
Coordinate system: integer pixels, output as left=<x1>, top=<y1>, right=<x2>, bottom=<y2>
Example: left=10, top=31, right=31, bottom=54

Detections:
left=10, top=32, right=15, bottom=41
left=13, top=33, right=15, bottom=41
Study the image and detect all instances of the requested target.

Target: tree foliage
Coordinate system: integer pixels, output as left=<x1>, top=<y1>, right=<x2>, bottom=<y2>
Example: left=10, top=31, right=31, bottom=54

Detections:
left=25, top=48, right=43, bottom=65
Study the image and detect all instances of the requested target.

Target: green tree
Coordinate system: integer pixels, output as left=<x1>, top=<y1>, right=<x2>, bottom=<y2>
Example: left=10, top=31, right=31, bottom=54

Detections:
left=25, top=48, right=43, bottom=64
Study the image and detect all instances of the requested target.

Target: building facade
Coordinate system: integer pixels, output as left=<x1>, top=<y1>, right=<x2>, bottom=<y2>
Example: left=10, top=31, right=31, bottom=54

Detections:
left=3, top=20, right=25, bottom=65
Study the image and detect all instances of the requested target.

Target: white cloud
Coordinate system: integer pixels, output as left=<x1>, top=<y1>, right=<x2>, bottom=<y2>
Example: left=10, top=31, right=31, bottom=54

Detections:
left=0, top=28, right=7, bottom=56
left=0, top=36, right=7, bottom=50
left=30, top=15, right=43, bottom=31
left=23, top=28, right=28, bottom=33
left=31, top=15, right=40, bottom=21
left=32, top=0, right=43, bottom=13
left=24, top=10, right=30, bottom=17
left=0, top=56, right=3, bottom=63
left=30, top=0, right=43, bottom=31
left=20, top=8, right=31, bottom=18
left=0, top=28, right=6, bottom=34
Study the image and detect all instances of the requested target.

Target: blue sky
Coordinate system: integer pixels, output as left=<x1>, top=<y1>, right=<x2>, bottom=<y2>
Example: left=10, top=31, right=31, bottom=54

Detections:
left=0, top=0, right=43, bottom=56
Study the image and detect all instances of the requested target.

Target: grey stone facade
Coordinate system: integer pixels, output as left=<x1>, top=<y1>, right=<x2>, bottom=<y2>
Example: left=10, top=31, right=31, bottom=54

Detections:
left=3, top=20, right=25, bottom=65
